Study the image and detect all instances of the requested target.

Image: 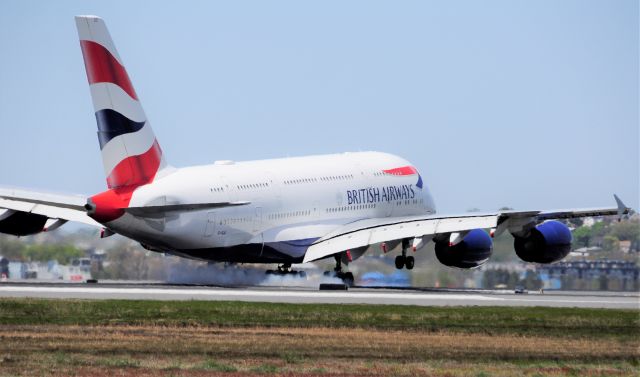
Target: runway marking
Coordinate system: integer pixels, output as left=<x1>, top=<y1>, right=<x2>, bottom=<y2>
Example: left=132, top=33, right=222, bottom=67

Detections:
left=0, top=286, right=636, bottom=308
left=0, top=286, right=503, bottom=301
left=505, top=298, right=638, bottom=305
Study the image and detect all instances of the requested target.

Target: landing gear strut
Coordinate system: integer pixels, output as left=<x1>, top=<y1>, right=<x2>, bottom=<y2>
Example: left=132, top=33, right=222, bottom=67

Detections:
left=266, top=263, right=307, bottom=277
left=395, top=239, right=415, bottom=270
left=323, top=255, right=354, bottom=286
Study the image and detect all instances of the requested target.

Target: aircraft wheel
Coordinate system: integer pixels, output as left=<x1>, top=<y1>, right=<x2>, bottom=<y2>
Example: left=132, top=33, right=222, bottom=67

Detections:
left=395, top=255, right=405, bottom=269
left=405, top=256, right=415, bottom=270
left=343, top=272, right=354, bottom=287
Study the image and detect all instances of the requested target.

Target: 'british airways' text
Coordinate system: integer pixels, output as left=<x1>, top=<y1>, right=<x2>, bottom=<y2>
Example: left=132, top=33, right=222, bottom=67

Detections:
left=347, top=185, right=415, bottom=205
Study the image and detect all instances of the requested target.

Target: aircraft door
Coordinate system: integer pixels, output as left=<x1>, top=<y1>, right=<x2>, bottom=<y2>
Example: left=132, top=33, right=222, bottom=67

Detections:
left=384, top=198, right=393, bottom=217
left=252, top=207, right=263, bottom=233
left=203, top=212, right=216, bottom=238
left=219, top=175, right=236, bottom=202
left=253, top=207, right=264, bottom=255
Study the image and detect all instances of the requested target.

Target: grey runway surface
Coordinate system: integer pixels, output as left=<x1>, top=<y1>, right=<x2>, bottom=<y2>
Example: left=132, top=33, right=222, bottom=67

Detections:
left=0, top=282, right=637, bottom=309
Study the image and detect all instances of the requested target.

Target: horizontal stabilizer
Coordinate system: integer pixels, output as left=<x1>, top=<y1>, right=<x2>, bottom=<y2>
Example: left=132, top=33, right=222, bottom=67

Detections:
left=0, top=194, right=86, bottom=212
left=0, top=187, right=101, bottom=232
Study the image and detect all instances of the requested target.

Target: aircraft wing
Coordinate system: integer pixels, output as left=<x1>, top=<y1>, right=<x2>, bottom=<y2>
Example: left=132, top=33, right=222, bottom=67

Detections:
left=0, top=187, right=101, bottom=233
left=302, top=196, right=631, bottom=263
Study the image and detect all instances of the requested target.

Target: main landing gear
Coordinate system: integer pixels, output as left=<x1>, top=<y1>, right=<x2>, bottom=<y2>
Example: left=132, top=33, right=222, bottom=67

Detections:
left=266, top=263, right=307, bottom=277
left=395, top=239, right=415, bottom=270
left=323, top=255, right=355, bottom=286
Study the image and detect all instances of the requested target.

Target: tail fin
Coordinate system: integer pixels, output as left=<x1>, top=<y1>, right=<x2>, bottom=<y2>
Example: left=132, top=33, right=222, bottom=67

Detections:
left=75, top=15, right=167, bottom=189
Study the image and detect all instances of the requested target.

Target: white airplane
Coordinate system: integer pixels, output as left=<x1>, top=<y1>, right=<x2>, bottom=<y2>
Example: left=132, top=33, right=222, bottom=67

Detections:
left=0, top=16, right=631, bottom=285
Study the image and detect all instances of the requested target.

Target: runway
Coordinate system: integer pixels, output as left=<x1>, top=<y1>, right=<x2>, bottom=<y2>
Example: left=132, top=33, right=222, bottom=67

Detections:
left=0, top=282, right=637, bottom=309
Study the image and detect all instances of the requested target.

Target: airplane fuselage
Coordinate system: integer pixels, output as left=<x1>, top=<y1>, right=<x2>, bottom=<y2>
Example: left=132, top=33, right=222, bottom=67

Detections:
left=106, top=151, right=436, bottom=263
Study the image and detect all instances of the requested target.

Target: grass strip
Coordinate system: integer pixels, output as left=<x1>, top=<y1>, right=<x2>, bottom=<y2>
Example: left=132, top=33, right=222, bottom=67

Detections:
left=0, top=326, right=638, bottom=376
left=0, top=298, right=637, bottom=340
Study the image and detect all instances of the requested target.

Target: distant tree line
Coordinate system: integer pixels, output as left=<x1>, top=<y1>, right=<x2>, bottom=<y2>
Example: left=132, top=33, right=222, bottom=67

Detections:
left=0, top=235, right=83, bottom=264
left=572, top=219, right=639, bottom=252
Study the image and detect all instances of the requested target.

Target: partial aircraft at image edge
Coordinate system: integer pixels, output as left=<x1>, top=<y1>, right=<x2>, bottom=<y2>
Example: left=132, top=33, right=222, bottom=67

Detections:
left=0, top=16, right=633, bottom=285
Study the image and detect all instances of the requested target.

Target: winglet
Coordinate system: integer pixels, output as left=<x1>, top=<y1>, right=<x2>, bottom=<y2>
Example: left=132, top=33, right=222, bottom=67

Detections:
left=613, top=194, right=632, bottom=220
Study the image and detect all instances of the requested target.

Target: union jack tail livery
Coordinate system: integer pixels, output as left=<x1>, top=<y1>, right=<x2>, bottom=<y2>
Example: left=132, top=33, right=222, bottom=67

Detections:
left=76, top=15, right=167, bottom=189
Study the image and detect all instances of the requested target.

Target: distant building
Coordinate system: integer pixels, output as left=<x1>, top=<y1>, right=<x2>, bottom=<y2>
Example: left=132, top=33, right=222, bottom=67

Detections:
left=619, top=240, right=632, bottom=253
left=0, top=257, right=92, bottom=281
left=537, top=260, right=638, bottom=290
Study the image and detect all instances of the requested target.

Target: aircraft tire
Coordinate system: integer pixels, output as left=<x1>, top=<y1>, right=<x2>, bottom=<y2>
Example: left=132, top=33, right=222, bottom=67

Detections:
left=405, top=256, right=415, bottom=270
left=395, top=255, right=405, bottom=269
left=343, top=272, right=354, bottom=287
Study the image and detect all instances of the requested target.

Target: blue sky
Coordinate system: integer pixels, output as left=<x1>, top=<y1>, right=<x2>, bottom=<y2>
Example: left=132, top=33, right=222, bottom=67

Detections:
left=0, top=0, right=637, bottom=214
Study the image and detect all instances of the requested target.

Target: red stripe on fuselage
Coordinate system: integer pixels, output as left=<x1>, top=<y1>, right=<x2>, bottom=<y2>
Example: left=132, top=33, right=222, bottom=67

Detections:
left=80, top=40, right=138, bottom=100
left=106, top=140, right=162, bottom=189
left=383, top=166, right=418, bottom=176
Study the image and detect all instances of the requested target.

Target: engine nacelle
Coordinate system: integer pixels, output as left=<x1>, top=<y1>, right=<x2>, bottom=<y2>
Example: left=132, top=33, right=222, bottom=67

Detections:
left=0, top=210, right=48, bottom=236
left=513, top=220, right=571, bottom=264
left=435, top=229, right=493, bottom=268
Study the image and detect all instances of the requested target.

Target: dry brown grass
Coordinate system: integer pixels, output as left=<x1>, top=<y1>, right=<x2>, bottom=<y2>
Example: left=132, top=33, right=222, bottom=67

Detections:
left=0, top=324, right=637, bottom=376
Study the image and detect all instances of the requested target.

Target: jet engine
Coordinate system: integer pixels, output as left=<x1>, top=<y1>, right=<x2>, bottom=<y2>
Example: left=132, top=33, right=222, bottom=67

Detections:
left=0, top=210, right=48, bottom=236
left=513, top=220, right=571, bottom=264
left=435, top=229, right=493, bottom=268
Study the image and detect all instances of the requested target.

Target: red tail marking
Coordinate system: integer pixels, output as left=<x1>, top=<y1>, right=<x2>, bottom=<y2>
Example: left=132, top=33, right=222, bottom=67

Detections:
left=106, top=140, right=162, bottom=189
left=80, top=40, right=138, bottom=100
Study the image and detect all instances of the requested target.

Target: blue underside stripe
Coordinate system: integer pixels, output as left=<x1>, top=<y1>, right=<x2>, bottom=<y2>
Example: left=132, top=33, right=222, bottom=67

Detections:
left=266, top=237, right=320, bottom=258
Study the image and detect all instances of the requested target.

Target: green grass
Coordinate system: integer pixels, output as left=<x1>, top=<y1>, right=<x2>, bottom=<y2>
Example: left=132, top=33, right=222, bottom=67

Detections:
left=250, top=363, right=280, bottom=373
left=200, top=359, right=237, bottom=372
left=0, top=298, right=637, bottom=340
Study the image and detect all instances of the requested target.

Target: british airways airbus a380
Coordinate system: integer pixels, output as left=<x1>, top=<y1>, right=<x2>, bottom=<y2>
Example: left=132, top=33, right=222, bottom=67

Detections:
left=0, top=16, right=631, bottom=285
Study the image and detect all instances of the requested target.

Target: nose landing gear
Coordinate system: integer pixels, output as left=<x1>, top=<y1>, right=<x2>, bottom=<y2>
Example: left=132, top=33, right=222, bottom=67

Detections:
left=394, top=239, right=415, bottom=270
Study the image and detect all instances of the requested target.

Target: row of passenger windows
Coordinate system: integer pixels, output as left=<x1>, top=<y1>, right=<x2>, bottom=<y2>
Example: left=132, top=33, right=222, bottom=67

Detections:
left=373, top=171, right=404, bottom=176
left=321, top=174, right=354, bottom=181
left=397, top=199, right=424, bottom=206
left=324, top=199, right=423, bottom=213
left=284, top=174, right=354, bottom=185
left=210, top=186, right=225, bottom=192
left=327, top=203, right=377, bottom=213
left=237, top=182, right=270, bottom=190
left=227, top=171, right=391, bottom=191
left=219, top=200, right=423, bottom=226
left=268, top=210, right=311, bottom=219
left=222, top=217, right=251, bottom=225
